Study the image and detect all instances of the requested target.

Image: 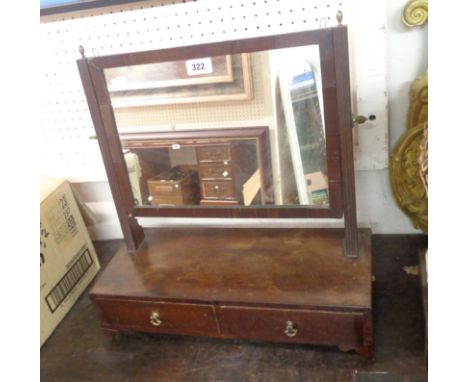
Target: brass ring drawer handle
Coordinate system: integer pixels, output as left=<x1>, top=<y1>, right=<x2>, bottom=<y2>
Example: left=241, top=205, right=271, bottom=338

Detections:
left=284, top=320, right=298, bottom=337
left=149, top=312, right=162, bottom=326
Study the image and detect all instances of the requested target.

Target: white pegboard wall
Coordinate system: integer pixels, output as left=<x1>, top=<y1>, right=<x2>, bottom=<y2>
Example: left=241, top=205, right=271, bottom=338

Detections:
left=40, top=0, right=349, bottom=181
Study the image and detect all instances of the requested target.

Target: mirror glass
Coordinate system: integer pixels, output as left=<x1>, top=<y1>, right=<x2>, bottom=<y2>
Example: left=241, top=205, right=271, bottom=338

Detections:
left=104, top=45, right=329, bottom=208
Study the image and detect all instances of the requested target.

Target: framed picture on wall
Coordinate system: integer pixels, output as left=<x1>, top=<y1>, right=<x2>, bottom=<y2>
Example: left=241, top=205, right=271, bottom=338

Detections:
left=104, top=54, right=252, bottom=108
left=278, top=60, right=328, bottom=206
left=106, top=55, right=235, bottom=91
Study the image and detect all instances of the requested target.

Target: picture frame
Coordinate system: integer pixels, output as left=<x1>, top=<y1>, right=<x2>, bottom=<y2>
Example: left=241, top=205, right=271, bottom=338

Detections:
left=106, top=55, right=235, bottom=92
left=278, top=58, right=328, bottom=206
left=105, top=53, right=252, bottom=108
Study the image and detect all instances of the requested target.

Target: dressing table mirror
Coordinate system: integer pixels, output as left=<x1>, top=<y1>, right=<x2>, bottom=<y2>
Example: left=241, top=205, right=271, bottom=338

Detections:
left=78, top=25, right=373, bottom=359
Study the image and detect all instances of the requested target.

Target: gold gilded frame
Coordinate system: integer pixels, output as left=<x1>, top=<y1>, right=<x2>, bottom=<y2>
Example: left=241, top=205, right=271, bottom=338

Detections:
left=402, top=0, right=428, bottom=27
left=390, top=71, right=428, bottom=233
left=390, top=1, right=428, bottom=233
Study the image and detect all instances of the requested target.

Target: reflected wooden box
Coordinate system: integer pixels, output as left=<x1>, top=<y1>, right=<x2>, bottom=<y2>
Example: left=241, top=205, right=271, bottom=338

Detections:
left=147, top=167, right=199, bottom=206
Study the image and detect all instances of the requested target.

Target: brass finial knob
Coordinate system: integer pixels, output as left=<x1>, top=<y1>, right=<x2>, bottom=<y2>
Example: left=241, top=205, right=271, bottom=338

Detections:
left=353, top=115, right=369, bottom=126
left=336, top=10, right=343, bottom=25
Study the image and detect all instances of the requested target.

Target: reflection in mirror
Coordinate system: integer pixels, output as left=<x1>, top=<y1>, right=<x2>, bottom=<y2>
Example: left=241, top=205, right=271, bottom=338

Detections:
left=105, top=54, right=252, bottom=107
left=104, top=45, right=329, bottom=208
left=121, top=131, right=268, bottom=207
left=277, top=58, right=328, bottom=206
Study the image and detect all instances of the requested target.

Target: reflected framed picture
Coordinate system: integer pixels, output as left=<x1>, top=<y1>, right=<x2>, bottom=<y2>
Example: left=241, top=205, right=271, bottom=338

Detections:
left=104, top=53, right=252, bottom=108
left=278, top=59, right=328, bottom=206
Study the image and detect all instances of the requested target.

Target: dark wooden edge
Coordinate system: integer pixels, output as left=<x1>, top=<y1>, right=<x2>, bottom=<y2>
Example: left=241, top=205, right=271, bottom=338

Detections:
left=257, top=127, right=273, bottom=204
left=332, top=27, right=359, bottom=258
left=418, top=249, right=428, bottom=360
left=40, top=0, right=143, bottom=16
left=357, top=231, right=373, bottom=357
left=77, top=26, right=358, bottom=251
left=132, top=205, right=340, bottom=218
left=90, top=295, right=371, bottom=313
left=99, top=322, right=369, bottom=355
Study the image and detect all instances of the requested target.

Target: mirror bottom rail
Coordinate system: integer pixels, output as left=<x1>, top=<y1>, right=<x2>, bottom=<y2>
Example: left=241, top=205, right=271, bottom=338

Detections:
left=89, top=228, right=373, bottom=359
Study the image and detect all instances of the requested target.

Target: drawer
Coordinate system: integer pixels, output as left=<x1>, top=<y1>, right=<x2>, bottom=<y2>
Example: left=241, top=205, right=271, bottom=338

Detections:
left=95, top=299, right=219, bottom=335
left=201, top=181, right=236, bottom=199
left=217, top=306, right=364, bottom=346
left=199, top=163, right=233, bottom=180
left=148, top=182, right=179, bottom=195
left=197, top=145, right=231, bottom=162
left=148, top=186, right=199, bottom=206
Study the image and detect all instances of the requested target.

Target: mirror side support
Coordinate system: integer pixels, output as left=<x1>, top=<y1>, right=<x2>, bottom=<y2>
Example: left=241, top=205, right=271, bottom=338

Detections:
left=77, top=56, right=145, bottom=252
left=333, top=27, right=359, bottom=259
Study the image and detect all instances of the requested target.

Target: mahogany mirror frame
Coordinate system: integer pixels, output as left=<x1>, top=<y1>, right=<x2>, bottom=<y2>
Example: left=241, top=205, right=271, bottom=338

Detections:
left=77, top=26, right=359, bottom=258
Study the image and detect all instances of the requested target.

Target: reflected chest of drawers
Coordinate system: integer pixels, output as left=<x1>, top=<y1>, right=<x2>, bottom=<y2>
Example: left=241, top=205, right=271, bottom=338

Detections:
left=196, top=144, right=242, bottom=206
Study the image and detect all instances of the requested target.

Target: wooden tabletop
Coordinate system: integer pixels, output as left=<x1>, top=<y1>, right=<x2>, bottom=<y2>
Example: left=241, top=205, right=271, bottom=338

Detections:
left=90, top=228, right=372, bottom=309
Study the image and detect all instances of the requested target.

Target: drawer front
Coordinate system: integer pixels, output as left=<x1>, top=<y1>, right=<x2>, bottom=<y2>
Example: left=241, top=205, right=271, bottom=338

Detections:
left=201, top=181, right=236, bottom=199
left=217, top=306, right=364, bottom=346
left=199, top=163, right=233, bottom=180
left=95, top=299, right=219, bottom=335
left=148, top=182, right=180, bottom=195
left=197, top=145, right=231, bottom=162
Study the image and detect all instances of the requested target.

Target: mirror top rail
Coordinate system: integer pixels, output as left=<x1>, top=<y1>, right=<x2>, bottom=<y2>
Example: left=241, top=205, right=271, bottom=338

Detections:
left=81, top=27, right=339, bottom=68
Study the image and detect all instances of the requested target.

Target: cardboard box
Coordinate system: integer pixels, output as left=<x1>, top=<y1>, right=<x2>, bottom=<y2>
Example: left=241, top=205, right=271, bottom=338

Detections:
left=40, top=177, right=100, bottom=346
left=304, top=171, right=329, bottom=206
left=304, top=171, right=328, bottom=193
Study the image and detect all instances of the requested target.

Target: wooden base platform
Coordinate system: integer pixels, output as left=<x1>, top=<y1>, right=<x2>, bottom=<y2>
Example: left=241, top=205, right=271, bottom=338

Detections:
left=89, top=228, right=373, bottom=359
